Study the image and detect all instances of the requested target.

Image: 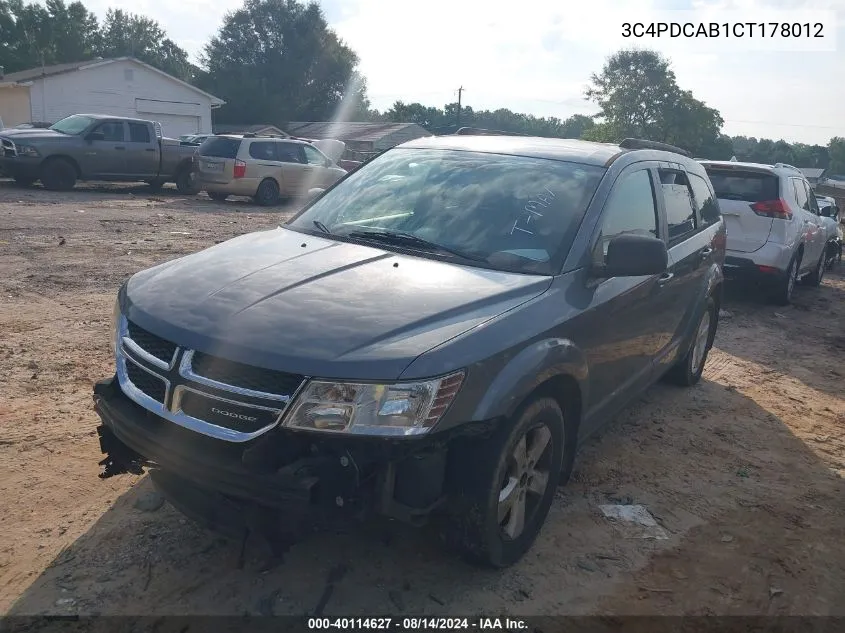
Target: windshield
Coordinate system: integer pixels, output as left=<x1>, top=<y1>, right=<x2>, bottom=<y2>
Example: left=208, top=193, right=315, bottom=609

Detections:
left=287, top=148, right=605, bottom=274
left=50, top=115, right=95, bottom=135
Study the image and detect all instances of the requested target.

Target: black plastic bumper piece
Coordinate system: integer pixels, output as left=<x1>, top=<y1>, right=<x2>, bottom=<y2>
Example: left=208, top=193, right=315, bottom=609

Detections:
left=92, top=377, right=317, bottom=509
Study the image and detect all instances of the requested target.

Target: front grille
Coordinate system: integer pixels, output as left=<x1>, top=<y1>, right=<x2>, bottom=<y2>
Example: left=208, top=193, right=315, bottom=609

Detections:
left=191, top=352, right=304, bottom=395
left=127, top=320, right=178, bottom=364
left=179, top=390, right=277, bottom=433
left=126, top=361, right=167, bottom=402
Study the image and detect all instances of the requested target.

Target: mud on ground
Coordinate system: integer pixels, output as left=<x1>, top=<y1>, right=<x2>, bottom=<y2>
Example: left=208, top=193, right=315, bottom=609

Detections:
left=1, top=180, right=844, bottom=616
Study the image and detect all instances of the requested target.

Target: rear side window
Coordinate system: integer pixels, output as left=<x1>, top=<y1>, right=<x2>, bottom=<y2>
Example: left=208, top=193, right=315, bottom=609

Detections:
left=706, top=169, right=779, bottom=203
left=199, top=137, right=242, bottom=159
left=128, top=123, right=150, bottom=143
left=688, top=173, right=720, bottom=227
left=276, top=143, right=303, bottom=163
left=791, top=178, right=810, bottom=211
left=658, top=169, right=697, bottom=243
left=248, top=141, right=276, bottom=160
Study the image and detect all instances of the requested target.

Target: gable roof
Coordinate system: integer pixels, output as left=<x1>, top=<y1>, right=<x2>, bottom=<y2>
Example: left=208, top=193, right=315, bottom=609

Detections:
left=2, top=57, right=224, bottom=105
left=213, top=123, right=289, bottom=136
left=799, top=167, right=826, bottom=179
left=286, top=121, right=429, bottom=143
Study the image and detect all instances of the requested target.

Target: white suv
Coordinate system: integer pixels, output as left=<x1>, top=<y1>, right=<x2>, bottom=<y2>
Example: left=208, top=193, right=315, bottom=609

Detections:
left=700, top=161, right=828, bottom=304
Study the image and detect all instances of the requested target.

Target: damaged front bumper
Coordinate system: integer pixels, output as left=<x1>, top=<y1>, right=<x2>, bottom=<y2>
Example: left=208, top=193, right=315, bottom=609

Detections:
left=92, top=376, right=490, bottom=533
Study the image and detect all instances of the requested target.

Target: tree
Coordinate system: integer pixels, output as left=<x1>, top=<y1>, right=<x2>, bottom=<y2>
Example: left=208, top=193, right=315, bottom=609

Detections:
left=201, top=0, right=365, bottom=124
left=584, top=49, right=725, bottom=157
left=99, top=9, right=191, bottom=80
left=829, top=137, right=845, bottom=175
left=0, top=0, right=98, bottom=72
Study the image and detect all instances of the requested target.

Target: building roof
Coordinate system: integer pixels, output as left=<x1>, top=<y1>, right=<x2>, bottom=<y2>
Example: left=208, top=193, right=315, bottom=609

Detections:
left=213, top=124, right=288, bottom=136
left=400, top=135, right=625, bottom=167
left=799, top=167, right=826, bottom=179
left=1, top=57, right=224, bottom=105
left=286, top=121, right=429, bottom=143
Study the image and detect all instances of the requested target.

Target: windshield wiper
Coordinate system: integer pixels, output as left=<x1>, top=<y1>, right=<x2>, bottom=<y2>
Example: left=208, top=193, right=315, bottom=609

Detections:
left=313, top=220, right=331, bottom=234
left=345, top=229, right=487, bottom=262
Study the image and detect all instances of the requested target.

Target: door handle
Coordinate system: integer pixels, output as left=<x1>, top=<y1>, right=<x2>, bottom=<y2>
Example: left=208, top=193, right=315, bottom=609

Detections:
left=144, top=148, right=156, bottom=152
left=114, top=146, right=125, bottom=151
left=657, top=272, right=674, bottom=286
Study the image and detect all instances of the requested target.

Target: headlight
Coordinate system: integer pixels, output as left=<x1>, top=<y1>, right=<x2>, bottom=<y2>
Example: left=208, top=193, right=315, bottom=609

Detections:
left=282, top=372, right=464, bottom=436
left=109, top=295, right=121, bottom=356
left=17, top=145, right=39, bottom=157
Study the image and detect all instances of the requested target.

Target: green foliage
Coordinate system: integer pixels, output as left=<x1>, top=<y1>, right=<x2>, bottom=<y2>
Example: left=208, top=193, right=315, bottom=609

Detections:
left=0, top=0, right=190, bottom=80
left=200, top=0, right=364, bottom=124
left=99, top=9, right=191, bottom=80
left=827, top=137, right=845, bottom=174
left=378, top=101, right=595, bottom=139
left=0, top=0, right=99, bottom=71
left=584, top=49, right=725, bottom=158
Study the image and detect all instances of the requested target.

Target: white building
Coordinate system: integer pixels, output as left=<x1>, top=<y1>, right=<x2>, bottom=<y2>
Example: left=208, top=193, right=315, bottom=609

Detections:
left=0, top=57, right=224, bottom=138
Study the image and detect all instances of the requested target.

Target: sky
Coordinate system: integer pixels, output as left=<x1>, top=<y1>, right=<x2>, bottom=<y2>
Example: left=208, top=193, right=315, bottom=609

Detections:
left=79, top=0, right=844, bottom=145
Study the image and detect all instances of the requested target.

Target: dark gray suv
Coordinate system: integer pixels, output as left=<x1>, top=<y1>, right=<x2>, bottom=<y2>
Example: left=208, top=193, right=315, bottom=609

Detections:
left=93, top=133, right=726, bottom=567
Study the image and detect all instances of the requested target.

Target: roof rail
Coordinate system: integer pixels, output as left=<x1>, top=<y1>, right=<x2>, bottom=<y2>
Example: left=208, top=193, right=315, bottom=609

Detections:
left=453, top=127, right=529, bottom=137
left=618, top=138, right=691, bottom=158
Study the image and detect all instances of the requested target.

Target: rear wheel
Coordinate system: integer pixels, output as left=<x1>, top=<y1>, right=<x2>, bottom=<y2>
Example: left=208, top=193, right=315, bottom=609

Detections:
left=40, top=158, right=77, bottom=191
left=803, top=250, right=826, bottom=287
left=665, top=297, right=716, bottom=387
left=439, top=397, right=567, bottom=568
left=771, top=254, right=800, bottom=305
left=254, top=178, right=280, bottom=207
left=208, top=192, right=229, bottom=202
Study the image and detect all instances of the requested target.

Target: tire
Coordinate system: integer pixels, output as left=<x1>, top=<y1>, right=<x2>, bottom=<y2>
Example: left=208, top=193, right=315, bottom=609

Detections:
left=254, top=178, right=280, bottom=207
left=208, top=192, right=229, bottom=202
left=40, top=158, right=77, bottom=191
left=803, top=250, right=826, bottom=287
left=771, top=253, right=800, bottom=306
left=175, top=168, right=198, bottom=194
left=439, top=396, right=568, bottom=568
left=146, top=179, right=165, bottom=192
left=664, top=297, right=716, bottom=387
left=13, top=175, right=36, bottom=187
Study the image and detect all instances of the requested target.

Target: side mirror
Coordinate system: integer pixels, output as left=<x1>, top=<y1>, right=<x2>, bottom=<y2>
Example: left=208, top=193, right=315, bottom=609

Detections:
left=306, top=187, right=325, bottom=202
left=600, top=233, right=668, bottom=278
left=87, top=131, right=105, bottom=142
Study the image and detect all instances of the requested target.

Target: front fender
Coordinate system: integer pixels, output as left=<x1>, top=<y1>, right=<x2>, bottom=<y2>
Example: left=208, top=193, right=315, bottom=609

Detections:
left=470, top=337, right=589, bottom=422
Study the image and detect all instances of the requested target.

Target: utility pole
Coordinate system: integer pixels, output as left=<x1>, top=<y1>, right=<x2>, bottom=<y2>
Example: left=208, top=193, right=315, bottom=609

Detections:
left=456, top=86, right=464, bottom=127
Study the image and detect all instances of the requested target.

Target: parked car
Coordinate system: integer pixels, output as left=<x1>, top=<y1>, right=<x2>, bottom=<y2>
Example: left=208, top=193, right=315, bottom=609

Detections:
left=193, top=135, right=347, bottom=205
left=0, top=114, right=199, bottom=192
left=700, top=161, right=828, bottom=304
left=94, top=135, right=725, bottom=567
left=814, top=193, right=840, bottom=221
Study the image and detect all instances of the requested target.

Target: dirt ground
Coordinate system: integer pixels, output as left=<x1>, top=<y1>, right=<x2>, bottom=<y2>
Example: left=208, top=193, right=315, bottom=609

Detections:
left=1, top=179, right=844, bottom=617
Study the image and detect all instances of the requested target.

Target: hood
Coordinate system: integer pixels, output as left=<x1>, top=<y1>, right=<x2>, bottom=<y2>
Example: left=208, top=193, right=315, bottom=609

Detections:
left=0, top=128, right=70, bottom=141
left=124, top=227, right=552, bottom=380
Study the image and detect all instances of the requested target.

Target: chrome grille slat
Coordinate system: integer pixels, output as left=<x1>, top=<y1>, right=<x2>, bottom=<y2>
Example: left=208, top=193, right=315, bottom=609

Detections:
left=115, top=315, right=307, bottom=442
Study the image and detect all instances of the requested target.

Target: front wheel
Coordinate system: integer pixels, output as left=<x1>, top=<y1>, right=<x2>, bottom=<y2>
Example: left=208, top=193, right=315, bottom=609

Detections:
left=40, top=158, right=77, bottom=191
left=664, top=296, right=716, bottom=387
left=439, top=397, right=566, bottom=568
left=254, top=178, right=280, bottom=207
